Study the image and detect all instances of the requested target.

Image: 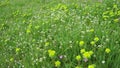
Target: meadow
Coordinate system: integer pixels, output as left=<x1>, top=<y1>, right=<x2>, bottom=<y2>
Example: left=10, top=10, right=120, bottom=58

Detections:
left=0, top=0, right=120, bottom=68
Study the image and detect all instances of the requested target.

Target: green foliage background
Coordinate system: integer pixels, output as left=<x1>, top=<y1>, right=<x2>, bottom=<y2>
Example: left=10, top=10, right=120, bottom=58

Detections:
left=0, top=0, right=120, bottom=68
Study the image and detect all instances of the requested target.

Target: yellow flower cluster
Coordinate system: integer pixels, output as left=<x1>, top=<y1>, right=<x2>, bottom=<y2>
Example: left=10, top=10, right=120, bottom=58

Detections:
left=75, top=66, right=82, bottom=68
left=16, top=48, right=20, bottom=53
left=83, top=51, right=93, bottom=59
left=45, top=42, right=49, bottom=46
left=80, top=49, right=86, bottom=54
left=94, top=37, right=99, bottom=42
left=90, top=41, right=95, bottom=45
left=55, top=60, right=61, bottom=67
left=26, top=29, right=31, bottom=33
left=80, top=49, right=94, bottom=59
left=48, top=49, right=56, bottom=57
left=75, top=55, right=81, bottom=61
left=90, top=37, right=99, bottom=46
left=79, top=41, right=85, bottom=46
left=105, top=48, right=111, bottom=53
left=10, top=58, right=14, bottom=62
left=88, top=64, right=95, bottom=68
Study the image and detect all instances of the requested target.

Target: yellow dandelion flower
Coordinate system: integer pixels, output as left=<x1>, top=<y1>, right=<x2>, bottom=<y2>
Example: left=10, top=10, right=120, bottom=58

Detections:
left=94, top=37, right=99, bottom=42
left=16, top=48, right=20, bottom=52
left=89, top=51, right=94, bottom=55
left=26, top=29, right=31, bottom=33
left=83, top=51, right=93, bottom=59
left=75, top=66, right=82, bottom=68
left=55, top=60, right=61, bottom=67
left=83, top=52, right=91, bottom=58
left=113, top=4, right=117, bottom=8
left=79, top=41, right=85, bottom=46
left=88, top=64, right=95, bottom=68
left=48, top=49, right=56, bottom=57
left=105, top=48, right=111, bottom=53
left=45, top=42, right=49, bottom=46
left=80, top=49, right=86, bottom=54
left=76, top=55, right=81, bottom=61
left=10, top=58, right=14, bottom=62
left=90, top=41, right=95, bottom=45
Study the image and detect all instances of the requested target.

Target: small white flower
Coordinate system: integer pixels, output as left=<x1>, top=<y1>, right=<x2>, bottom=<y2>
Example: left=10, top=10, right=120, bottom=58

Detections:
left=106, top=38, right=109, bottom=42
left=102, top=60, right=105, bottom=64
left=39, top=58, right=43, bottom=62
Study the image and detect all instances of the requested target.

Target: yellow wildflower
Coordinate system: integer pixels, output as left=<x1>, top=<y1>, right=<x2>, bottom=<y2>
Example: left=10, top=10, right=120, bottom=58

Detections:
left=75, top=66, right=82, bottom=68
left=88, top=64, right=95, bottom=68
left=48, top=49, right=56, bottom=57
left=76, top=55, right=81, bottom=61
left=90, top=41, right=95, bottom=45
left=105, top=48, right=111, bottom=53
left=94, top=37, right=99, bottom=42
left=113, top=4, right=117, bottom=8
left=79, top=41, right=85, bottom=46
left=89, top=51, right=94, bottom=55
left=83, top=51, right=93, bottom=59
left=26, top=29, right=31, bottom=33
left=16, top=48, right=20, bottom=52
left=55, top=60, right=61, bottom=67
left=83, top=52, right=91, bottom=58
left=45, top=42, right=49, bottom=46
left=80, top=49, right=86, bottom=54
left=10, top=58, right=14, bottom=62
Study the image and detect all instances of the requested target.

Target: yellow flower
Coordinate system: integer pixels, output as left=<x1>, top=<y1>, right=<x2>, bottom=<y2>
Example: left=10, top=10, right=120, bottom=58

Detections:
left=79, top=41, right=85, bottom=46
left=75, top=66, right=82, bottom=68
left=89, top=51, right=94, bottom=55
left=55, top=60, right=61, bottom=67
left=45, top=42, right=49, bottom=46
left=83, top=51, right=93, bottom=59
left=48, top=49, right=56, bottom=57
left=16, top=48, right=20, bottom=52
left=83, top=52, right=90, bottom=58
left=26, top=29, right=31, bottom=33
left=10, top=58, right=14, bottom=62
left=94, top=37, right=99, bottom=42
left=90, top=41, right=95, bottom=45
left=113, top=4, right=117, bottom=8
left=88, top=64, right=95, bottom=68
left=80, top=49, right=86, bottom=54
left=76, top=55, right=81, bottom=61
left=105, top=48, right=111, bottom=53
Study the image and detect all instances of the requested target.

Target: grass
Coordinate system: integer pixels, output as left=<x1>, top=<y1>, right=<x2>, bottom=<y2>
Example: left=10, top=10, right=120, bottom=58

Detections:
left=0, top=0, right=120, bottom=68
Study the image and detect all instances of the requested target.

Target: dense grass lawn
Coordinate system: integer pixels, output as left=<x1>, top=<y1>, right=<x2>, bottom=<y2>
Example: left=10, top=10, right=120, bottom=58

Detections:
left=0, top=0, right=120, bottom=68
